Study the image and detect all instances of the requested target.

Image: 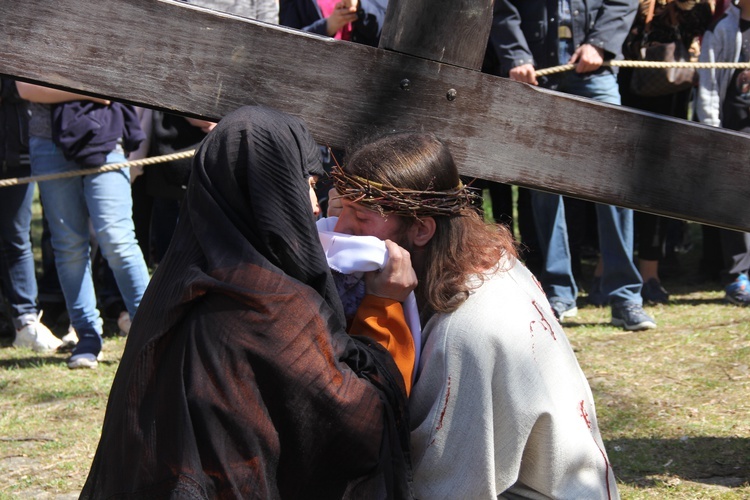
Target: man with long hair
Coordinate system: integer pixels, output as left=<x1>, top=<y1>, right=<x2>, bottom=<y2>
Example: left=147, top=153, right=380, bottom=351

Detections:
left=329, top=132, right=619, bottom=499
left=489, top=0, right=657, bottom=331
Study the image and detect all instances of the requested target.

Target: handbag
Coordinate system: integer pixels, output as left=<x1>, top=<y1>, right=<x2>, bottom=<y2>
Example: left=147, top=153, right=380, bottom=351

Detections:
left=629, top=34, right=696, bottom=97
left=628, top=1, right=696, bottom=97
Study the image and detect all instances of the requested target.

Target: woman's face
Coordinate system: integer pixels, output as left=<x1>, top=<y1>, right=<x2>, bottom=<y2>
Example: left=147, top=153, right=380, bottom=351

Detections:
left=308, top=176, right=321, bottom=217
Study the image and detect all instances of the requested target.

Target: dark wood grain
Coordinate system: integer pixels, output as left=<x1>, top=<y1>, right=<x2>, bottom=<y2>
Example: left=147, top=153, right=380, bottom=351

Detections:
left=1, top=0, right=748, bottom=230
left=379, top=0, right=493, bottom=70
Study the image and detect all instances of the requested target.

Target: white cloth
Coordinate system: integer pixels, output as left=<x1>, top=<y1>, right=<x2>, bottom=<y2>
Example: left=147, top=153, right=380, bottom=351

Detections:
left=409, top=257, right=619, bottom=499
left=316, top=217, right=422, bottom=382
left=696, top=6, right=743, bottom=128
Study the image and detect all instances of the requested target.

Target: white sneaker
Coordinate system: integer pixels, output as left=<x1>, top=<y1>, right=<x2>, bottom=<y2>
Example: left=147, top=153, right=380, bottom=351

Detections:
left=117, top=311, right=131, bottom=337
left=13, top=313, right=63, bottom=353
left=59, top=325, right=79, bottom=352
left=67, top=351, right=104, bottom=369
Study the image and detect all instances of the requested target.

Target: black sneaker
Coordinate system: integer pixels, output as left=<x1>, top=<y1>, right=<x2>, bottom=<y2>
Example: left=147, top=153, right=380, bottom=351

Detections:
left=611, top=303, right=657, bottom=331
left=549, top=298, right=578, bottom=320
left=641, top=278, right=669, bottom=304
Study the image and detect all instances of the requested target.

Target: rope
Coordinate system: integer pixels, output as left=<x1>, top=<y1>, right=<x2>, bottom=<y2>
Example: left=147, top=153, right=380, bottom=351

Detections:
left=0, top=150, right=197, bottom=188
left=534, top=60, right=750, bottom=77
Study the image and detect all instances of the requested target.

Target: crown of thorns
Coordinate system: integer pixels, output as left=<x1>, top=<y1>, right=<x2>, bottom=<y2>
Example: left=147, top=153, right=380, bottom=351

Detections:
left=330, top=164, right=480, bottom=218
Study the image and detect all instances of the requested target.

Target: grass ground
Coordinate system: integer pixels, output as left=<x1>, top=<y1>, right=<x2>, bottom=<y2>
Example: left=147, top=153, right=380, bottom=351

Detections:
left=0, top=190, right=747, bottom=498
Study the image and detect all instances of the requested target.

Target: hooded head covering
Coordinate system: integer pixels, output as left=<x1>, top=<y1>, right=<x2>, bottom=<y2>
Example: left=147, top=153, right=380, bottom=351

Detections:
left=81, top=106, right=412, bottom=499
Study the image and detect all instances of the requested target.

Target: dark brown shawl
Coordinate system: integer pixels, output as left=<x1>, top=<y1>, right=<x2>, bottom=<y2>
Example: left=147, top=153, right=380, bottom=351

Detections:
left=80, top=106, right=412, bottom=499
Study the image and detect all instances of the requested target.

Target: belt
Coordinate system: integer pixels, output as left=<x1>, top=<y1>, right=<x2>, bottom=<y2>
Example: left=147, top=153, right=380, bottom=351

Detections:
left=558, top=25, right=572, bottom=40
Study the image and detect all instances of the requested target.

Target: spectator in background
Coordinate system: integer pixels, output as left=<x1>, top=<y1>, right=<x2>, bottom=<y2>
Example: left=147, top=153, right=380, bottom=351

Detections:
left=696, top=0, right=750, bottom=306
left=280, top=0, right=389, bottom=47
left=16, top=82, right=151, bottom=369
left=131, top=111, right=214, bottom=268
left=619, top=0, right=713, bottom=305
left=281, top=0, right=360, bottom=39
left=489, top=0, right=659, bottom=331
left=0, top=78, right=65, bottom=352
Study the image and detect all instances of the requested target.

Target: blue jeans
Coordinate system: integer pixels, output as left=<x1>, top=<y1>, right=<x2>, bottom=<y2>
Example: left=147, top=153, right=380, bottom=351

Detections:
left=30, top=136, right=150, bottom=352
left=0, top=181, right=39, bottom=329
left=532, top=71, right=643, bottom=306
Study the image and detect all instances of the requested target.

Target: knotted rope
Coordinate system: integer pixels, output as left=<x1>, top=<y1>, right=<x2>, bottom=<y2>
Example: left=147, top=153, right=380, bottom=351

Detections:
left=0, top=150, right=197, bottom=188
left=535, top=60, right=750, bottom=77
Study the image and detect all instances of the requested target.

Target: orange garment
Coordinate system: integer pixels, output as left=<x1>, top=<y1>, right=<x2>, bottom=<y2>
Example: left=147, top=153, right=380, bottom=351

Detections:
left=350, top=295, right=415, bottom=396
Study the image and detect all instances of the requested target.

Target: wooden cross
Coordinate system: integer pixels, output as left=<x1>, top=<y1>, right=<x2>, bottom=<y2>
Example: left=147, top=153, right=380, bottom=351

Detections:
left=1, top=0, right=748, bottom=231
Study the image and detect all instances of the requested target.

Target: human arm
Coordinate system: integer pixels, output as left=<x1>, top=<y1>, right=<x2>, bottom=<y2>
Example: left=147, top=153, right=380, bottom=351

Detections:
left=279, top=0, right=358, bottom=37
left=184, top=117, right=217, bottom=134
left=585, top=0, right=639, bottom=61
left=326, top=0, right=359, bottom=36
left=487, top=0, right=537, bottom=79
left=363, top=240, right=416, bottom=303
left=349, top=295, right=415, bottom=395
left=349, top=239, right=417, bottom=394
left=508, top=63, right=538, bottom=85
left=568, top=44, right=605, bottom=73
left=696, top=28, right=725, bottom=127
left=15, top=82, right=110, bottom=105
left=279, top=0, right=329, bottom=35
left=565, top=0, right=637, bottom=74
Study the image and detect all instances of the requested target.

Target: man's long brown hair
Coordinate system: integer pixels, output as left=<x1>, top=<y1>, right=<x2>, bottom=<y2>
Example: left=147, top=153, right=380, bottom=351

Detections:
left=343, top=132, right=518, bottom=313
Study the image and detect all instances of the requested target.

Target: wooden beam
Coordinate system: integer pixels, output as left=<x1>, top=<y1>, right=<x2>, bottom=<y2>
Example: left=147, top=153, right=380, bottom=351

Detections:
left=1, top=0, right=748, bottom=231
left=379, top=0, right=493, bottom=70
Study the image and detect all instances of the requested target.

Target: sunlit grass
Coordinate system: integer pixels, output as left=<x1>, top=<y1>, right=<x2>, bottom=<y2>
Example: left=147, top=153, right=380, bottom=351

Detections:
left=0, top=188, right=746, bottom=497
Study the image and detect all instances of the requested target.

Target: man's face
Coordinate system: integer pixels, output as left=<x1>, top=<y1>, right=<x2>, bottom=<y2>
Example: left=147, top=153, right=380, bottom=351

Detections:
left=333, top=198, right=411, bottom=248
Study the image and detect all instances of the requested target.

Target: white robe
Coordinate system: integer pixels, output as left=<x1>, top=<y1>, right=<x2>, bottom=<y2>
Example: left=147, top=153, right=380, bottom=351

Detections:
left=409, top=257, right=619, bottom=499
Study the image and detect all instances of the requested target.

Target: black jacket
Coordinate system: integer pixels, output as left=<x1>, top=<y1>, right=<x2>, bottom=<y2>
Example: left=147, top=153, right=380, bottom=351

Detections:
left=51, top=101, right=145, bottom=168
left=487, top=0, right=637, bottom=77
left=146, top=111, right=207, bottom=200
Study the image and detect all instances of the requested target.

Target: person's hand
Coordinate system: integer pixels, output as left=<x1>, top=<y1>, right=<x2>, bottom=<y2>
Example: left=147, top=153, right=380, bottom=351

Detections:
left=327, top=187, right=343, bottom=217
left=15, top=82, right=111, bottom=105
left=569, top=44, right=604, bottom=74
left=508, top=63, right=538, bottom=86
left=184, top=117, right=217, bottom=134
left=364, top=240, right=417, bottom=303
left=326, top=0, right=359, bottom=36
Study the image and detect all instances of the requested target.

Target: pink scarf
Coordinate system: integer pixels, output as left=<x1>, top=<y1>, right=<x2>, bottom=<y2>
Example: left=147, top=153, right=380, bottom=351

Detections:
left=317, top=0, right=352, bottom=40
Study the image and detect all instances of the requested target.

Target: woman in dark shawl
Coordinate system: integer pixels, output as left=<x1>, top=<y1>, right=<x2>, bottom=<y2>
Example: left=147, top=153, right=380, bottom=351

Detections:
left=81, top=106, right=413, bottom=499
